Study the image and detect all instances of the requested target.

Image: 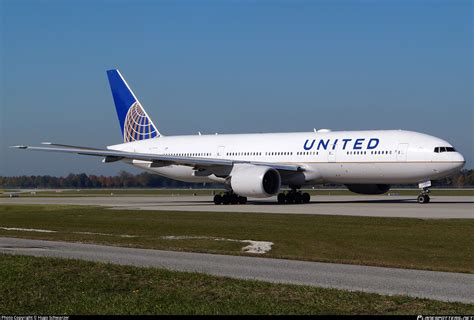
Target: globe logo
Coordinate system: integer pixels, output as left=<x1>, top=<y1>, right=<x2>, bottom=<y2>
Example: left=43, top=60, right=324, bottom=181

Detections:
left=123, top=102, right=158, bottom=142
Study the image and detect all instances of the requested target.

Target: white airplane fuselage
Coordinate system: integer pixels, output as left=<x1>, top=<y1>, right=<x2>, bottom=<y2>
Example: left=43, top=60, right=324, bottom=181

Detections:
left=109, top=129, right=465, bottom=186
left=17, top=70, right=465, bottom=203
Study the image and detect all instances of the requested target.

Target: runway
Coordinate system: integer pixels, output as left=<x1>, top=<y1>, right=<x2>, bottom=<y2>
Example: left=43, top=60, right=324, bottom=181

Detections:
left=2, top=195, right=473, bottom=219
left=1, top=237, right=472, bottom=303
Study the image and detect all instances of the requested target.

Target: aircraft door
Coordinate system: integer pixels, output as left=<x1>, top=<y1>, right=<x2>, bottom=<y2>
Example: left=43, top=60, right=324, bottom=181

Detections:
left=397, top=143, right=408, bottom=162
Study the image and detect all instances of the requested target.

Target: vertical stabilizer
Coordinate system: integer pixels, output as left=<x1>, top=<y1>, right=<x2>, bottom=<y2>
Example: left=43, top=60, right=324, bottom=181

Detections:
left=106, top=69, right=161, bottom=142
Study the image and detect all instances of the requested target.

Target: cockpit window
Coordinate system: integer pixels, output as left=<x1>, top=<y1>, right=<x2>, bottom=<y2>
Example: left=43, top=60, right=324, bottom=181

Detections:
left=434, top=147, right=456, bottom=153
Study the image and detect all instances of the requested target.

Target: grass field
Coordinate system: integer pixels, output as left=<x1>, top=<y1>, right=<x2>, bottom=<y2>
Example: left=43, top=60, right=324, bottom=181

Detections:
left=2, top=188, right=474, bottom=197
left=0, top=254, right=471, bottom=314
left=1, top=205, right=472, bottom=273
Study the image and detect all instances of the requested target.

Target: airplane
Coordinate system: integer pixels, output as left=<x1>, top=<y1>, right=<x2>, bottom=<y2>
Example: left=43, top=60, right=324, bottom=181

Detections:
left=12, top=69, right=465, bottom=205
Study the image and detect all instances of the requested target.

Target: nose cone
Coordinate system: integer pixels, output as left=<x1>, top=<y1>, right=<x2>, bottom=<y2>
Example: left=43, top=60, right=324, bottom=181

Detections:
left=451, top=152, right=465, bottom=170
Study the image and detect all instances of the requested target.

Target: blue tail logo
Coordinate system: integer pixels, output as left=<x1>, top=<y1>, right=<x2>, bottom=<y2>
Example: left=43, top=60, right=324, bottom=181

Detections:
left=107, top=69, right=161, bottom=142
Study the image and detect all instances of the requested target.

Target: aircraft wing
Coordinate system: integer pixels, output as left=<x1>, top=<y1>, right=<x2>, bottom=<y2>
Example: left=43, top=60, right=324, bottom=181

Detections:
left=11, top=144, right=303, bottom=172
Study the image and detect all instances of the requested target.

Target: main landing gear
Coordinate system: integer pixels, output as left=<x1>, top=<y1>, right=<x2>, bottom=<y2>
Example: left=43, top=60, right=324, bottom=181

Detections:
left=214, top=192, right=247, bottom=205
left=417, top=180, right=431, bottom=204
left=277, top=189, right=310, bottom=204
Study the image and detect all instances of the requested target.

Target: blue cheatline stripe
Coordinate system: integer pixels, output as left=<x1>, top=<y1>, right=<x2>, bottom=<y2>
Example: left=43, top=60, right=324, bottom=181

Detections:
left=107, top=70, right=136, bottom=135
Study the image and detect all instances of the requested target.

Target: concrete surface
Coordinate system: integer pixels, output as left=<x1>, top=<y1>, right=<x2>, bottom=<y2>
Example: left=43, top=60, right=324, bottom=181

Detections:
left=1, top=195, right=473, bottom=219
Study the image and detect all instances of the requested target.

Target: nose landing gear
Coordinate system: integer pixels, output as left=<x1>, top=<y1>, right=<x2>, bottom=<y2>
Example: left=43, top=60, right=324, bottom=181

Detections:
left=417, top=193, right=430, bottom=204
left=417, top=181, right=431, bottom=204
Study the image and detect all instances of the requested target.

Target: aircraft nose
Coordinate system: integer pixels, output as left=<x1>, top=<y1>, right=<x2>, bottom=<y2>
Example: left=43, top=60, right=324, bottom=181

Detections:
left=451, top=152, right=465, bottom=170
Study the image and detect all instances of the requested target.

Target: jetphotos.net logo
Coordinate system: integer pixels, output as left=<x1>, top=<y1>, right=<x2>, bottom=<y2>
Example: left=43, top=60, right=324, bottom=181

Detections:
left=417, top=316, right=474, bottom=320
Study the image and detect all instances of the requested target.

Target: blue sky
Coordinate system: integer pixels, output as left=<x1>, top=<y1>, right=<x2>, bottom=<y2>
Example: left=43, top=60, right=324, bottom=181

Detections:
left=1, top=0, right=472, bottom=176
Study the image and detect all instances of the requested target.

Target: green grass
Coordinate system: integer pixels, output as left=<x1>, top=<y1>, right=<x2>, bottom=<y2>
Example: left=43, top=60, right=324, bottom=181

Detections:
left=0, top=254, right=471, bottom=315
left=1, top=205, right=473, bottom=273
left=2, top=188, right=474, bottom=197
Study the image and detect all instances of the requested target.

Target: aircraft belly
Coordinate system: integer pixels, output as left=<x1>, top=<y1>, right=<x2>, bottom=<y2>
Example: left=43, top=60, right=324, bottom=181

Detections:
left=317, top=162, right=452, bottom=184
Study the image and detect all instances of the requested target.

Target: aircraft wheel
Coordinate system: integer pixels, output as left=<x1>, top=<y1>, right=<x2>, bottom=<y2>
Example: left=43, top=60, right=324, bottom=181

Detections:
left=423, top=194, right=430, bottom=203
left=417, top=194, right=430, bottom=204
left=294, top=192, right=302, bottom=204
left=230, top=194, right=239, bottom=205
left=238, top=196, right=247, bottom=204
left=277, top=193, right=286, bottom=204
left=213, top=194, right=222, bottom=205
left=222, top=194, right=231, bottom=205
left=286, top=193, right=295, bottom=204
left=302, top=192, right=310, bottom=204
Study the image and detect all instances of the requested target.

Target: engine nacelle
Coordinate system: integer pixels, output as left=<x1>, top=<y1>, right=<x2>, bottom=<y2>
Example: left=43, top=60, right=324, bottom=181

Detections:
left=230, top=164, right=281, bottom=198
left=345, top=184, right=390, bottom=195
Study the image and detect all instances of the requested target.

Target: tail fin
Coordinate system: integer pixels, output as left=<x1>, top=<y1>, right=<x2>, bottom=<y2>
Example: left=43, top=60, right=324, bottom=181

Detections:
left=106, top=69, right=161, bottom=142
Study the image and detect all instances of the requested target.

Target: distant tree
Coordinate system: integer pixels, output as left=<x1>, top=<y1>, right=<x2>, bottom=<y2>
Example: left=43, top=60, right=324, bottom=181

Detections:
left=454, top=175, right=465, bottom=187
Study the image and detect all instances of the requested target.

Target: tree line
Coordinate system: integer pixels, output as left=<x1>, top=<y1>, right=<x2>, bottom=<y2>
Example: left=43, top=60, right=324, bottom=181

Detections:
left=0, top=171, right=212, bottom=189
left=1, top=169, right=473, bottom=189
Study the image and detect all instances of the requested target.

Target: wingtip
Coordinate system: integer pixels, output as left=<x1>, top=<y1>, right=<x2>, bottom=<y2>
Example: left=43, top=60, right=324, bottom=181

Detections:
left=10, top=145, right=28, bottom=149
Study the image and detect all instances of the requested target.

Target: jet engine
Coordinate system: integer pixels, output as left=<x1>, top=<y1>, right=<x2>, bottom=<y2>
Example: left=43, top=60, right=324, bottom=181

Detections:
left=230, top=164, right=281, bottom=198
left=345, top=184, right=390, bottom=195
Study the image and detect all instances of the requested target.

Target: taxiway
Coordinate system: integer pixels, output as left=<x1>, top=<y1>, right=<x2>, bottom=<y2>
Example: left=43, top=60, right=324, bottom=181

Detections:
left=1, top=195, right=473, bottom=219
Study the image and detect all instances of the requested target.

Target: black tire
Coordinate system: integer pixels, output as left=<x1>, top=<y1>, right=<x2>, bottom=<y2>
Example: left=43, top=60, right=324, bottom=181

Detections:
left=423, top=194, right=430, bottom=203
left=286, top=193, right=294, bottom=204
left=294, top=192, right=302, bottom=204
left=213, top=194, right=222, bottom=205
left=222, top=194, right=231, bottom=205
left=230, top=194, right=239, bottom=205
left=302, top=192, right=310, bottom=204
left=238, top=196, right=247, bottom=204
left=277, top=193, right=286, bottom=204
left=417, top=195, right=426, bottom=204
